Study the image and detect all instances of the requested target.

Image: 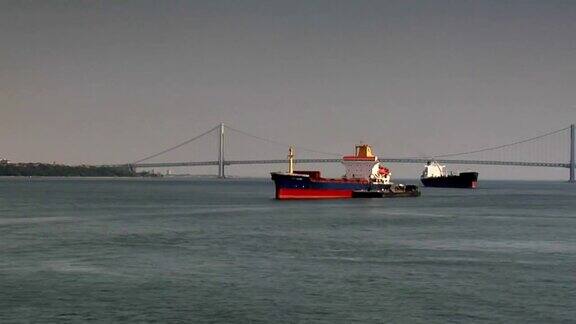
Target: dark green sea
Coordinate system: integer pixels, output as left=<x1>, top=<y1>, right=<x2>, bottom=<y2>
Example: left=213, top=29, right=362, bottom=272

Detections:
left=1, top=178, right=575, bottom=323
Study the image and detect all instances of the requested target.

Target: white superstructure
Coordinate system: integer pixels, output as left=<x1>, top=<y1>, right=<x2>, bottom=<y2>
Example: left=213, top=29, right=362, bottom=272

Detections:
left=341, top=144, right=377, bottom=179
left=341, top=144, right=392, bottom=184
left=421, top=161, right=447, bottom=178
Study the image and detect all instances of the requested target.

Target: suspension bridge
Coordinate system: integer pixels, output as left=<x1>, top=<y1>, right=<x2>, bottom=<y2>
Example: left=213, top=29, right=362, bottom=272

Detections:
left=127, top=123, right=576, bottom=182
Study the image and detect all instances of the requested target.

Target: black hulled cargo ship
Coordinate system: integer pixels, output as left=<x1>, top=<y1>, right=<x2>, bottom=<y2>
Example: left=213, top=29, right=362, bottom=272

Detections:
left=420, top=161, right=478, bottom=188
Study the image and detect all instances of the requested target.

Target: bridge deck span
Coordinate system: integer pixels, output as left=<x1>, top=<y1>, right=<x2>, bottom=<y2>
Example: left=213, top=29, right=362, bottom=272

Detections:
left=132, top=158, right=569, bottom=169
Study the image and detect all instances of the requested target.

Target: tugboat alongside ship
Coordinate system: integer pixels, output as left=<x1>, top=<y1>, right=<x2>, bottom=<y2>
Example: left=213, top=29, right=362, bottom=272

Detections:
left=270, top=144, right=420, bottom=199
left=420, top=161, right=479, bottom=189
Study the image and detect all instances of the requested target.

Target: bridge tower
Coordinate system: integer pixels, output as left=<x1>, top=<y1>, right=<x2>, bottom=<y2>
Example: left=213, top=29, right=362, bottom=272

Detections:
left=218, top=122, right=225, bottom=178
left=571, top=124, right=575, bottom=183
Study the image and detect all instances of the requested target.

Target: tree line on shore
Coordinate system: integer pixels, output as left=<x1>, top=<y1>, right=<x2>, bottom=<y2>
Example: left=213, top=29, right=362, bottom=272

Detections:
left=0, top=163, right=157, bottom=177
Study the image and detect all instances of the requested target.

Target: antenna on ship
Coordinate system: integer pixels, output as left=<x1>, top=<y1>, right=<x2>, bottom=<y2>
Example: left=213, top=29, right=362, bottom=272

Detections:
left=288, top=146, right=295, bottom=174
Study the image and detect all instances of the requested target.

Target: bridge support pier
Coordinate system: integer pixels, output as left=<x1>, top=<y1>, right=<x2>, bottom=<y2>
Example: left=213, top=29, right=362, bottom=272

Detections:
left=218, top=122, right=225, bottom=178
left=570, top=124, right=575, bottom=183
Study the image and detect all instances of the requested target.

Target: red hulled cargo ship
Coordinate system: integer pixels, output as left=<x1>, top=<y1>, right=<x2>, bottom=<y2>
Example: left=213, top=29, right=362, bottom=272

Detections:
left=271, top=144, right=402, bottom=199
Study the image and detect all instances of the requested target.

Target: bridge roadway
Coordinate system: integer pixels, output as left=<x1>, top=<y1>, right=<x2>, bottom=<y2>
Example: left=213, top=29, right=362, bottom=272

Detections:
left=132, top=158, right=570, bottom=169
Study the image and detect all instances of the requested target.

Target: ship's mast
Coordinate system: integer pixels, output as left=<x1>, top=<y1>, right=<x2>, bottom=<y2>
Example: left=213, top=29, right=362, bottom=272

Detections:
left=288, top=146, right=295, bottom=174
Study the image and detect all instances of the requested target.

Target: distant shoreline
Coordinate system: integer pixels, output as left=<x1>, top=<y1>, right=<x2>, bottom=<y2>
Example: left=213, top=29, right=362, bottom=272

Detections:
left=0, top=163, right=157, bottom=177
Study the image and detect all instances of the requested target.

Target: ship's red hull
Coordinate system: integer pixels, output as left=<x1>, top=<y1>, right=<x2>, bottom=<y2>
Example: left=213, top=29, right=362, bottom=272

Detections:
left=275, top=188, right=353, bottom=199
left=271, top=172, right=377, bottom=200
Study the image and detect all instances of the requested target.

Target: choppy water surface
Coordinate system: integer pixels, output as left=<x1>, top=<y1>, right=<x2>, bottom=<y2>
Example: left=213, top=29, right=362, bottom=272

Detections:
left=1, top=178, right=575, bottom=323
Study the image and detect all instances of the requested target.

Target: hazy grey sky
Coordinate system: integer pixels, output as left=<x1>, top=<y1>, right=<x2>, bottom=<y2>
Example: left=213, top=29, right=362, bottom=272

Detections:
left=1, top=0, right=575, bottom=179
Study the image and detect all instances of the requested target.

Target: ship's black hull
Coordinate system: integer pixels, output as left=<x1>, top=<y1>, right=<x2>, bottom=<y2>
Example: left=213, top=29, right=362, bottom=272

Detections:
left=420, top=172, right=478, bottom=188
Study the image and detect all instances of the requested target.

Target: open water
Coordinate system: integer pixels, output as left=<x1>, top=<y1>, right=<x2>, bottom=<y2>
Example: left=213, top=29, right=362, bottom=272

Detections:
left=0, top=178, right=575, bottom=323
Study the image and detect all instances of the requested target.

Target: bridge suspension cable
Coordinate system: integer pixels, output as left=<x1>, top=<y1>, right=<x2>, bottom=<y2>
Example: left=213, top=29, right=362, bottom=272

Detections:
left=132, top=125, right=219, bottom=164
left=429, top=126, right=571, bottom=159
left=128, top=122, right=574, bottom=181
left=224, top=125, right=343, bottom=157
left=130, top=123, right=571, bottom=170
